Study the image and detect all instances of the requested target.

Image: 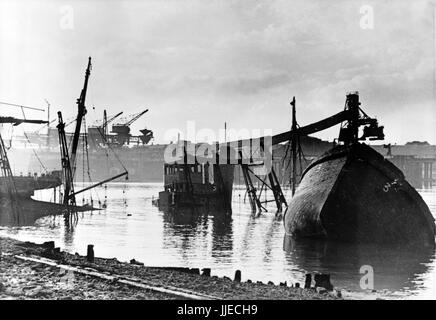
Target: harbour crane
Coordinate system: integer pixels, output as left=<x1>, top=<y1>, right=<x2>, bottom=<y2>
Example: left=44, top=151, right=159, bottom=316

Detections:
left=111, top=109, right=148, bottom=146
left=102, top=110, right=123, bottom=139
left=87, top=111, right=123, bottom=146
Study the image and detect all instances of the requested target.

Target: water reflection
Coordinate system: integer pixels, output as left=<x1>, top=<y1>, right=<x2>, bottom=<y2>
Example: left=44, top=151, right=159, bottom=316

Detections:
left=283, top=236, right=435, bottom=294
left=161, top=208, right=234, bottom=260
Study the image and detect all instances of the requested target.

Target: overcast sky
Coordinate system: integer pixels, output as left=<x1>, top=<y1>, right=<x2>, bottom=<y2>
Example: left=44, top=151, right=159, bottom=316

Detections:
left=1, top=0, right=435, bottom=144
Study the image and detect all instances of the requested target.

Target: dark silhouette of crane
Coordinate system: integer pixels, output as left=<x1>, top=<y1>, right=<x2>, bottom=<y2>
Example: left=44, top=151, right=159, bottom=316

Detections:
left=87, top=110, right=123, bottom=146
left=102, top=111, right=123, bottom=139
left=111, top=109, right=148, bottom=146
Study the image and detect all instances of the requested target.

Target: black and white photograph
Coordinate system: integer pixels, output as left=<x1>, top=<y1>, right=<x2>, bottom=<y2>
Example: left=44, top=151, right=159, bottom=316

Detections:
left=0, top=0, right=436, bottom=307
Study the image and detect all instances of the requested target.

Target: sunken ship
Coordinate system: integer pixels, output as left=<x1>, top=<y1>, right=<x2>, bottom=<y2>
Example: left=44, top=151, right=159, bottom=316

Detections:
left=283, top=93, right=435, bottom=246
left=154, top=146, right=234, bottom=214
left=0, top=117, right=65, bottom=226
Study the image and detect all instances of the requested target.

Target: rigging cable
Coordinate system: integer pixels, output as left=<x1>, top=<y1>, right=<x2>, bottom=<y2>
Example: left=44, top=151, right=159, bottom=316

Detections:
left=96, top=126, right=128, bottom=173
left=82, top=117, right=101, bottom=207
left=19, top=107, right=48, bottom=172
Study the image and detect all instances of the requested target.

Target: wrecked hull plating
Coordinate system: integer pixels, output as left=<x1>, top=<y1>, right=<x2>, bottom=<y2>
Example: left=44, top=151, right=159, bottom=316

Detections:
left=284, top=143, right=435, bottom=246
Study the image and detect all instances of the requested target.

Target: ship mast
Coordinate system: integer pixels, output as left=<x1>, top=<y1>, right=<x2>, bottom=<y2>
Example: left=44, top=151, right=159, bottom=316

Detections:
left=57, top=112, right=76, bottom=208
left=71, top=57, right=91, bottom=178
left=57, top=57, right=128, bottom=217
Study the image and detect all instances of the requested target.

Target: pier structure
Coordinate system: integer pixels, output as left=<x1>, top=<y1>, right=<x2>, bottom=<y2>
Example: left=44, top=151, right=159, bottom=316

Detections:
left=388, top=155, right=436, bottom=189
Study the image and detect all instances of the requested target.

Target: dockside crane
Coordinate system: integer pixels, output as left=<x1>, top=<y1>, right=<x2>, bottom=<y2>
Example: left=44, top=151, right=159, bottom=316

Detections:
left=111, top=109, right=148, bottom=145
left=88, top=111, right=123, bottom=146
left=103, top=111, right=123, bottom=136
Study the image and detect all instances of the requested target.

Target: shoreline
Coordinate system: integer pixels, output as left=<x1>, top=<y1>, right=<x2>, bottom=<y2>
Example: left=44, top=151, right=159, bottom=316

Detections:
left=0, top=236, right=341, bottom=300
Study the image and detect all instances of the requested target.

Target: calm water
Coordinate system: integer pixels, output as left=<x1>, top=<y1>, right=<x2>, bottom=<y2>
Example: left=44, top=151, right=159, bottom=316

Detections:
left=1, top=183, right=435, bottom=299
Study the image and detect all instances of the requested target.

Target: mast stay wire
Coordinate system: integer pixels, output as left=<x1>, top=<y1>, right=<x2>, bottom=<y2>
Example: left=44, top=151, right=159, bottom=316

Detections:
left=19, top=106, right=48, bottom=172
left=81, top=116, right=101, bottom=207
left=95, top=124, right=128, bottom=174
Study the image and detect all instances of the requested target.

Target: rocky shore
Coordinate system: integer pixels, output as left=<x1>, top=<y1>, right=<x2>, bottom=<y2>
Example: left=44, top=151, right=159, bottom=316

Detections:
left=0, top=237, right=341, bottom=300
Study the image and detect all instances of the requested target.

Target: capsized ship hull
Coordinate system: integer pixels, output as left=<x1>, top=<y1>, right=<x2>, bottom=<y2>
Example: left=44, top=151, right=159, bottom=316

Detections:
left=0, top=197, right=97, bottom=226
left=283, top=143, right=435, bottom=246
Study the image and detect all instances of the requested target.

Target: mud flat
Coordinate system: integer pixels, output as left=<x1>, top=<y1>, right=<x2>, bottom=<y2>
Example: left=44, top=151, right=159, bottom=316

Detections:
left=0, top=237, right=340, bottom=300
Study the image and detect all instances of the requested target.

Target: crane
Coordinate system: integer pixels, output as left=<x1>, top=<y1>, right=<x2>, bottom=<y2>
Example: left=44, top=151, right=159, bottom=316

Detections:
left=115, top=109, right=148, bottom=126
left=87, top=111, right=123, bottom=147
left=102, top=111, right=123, bottom=139
left=111, top=109, right=149, bottom=145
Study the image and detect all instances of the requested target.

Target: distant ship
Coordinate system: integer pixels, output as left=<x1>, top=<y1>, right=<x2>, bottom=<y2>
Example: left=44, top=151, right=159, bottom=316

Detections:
left=8, top=110, right=167, bottom=182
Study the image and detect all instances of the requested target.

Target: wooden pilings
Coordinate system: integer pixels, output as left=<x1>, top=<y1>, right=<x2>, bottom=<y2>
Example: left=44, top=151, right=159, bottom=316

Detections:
left=87, top=245, right=94, bottom=262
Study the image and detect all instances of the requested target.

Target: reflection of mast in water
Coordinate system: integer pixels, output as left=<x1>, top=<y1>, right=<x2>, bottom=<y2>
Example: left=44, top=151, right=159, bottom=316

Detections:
left=283, top=236, right=435, bottom=293
left=239, top=215, right=258, bottom=259
left=161, top=210, right=210, bottom=263
left=262, top=217, right=282, bottom=263
left=211, top=213, right=233, bottom=256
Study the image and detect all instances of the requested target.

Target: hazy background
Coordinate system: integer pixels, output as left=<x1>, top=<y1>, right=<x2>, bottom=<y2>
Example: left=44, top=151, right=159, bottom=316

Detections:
left=0, top=0, right=435, bottom=144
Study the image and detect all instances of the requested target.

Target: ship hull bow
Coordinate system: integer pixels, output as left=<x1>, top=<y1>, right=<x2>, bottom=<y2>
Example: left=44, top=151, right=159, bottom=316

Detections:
left=284, top=144, right=435, bottom=246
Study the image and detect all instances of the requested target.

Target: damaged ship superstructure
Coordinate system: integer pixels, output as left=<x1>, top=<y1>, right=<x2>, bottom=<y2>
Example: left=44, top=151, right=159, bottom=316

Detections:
left=283, top=93, right=435, bottom=246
